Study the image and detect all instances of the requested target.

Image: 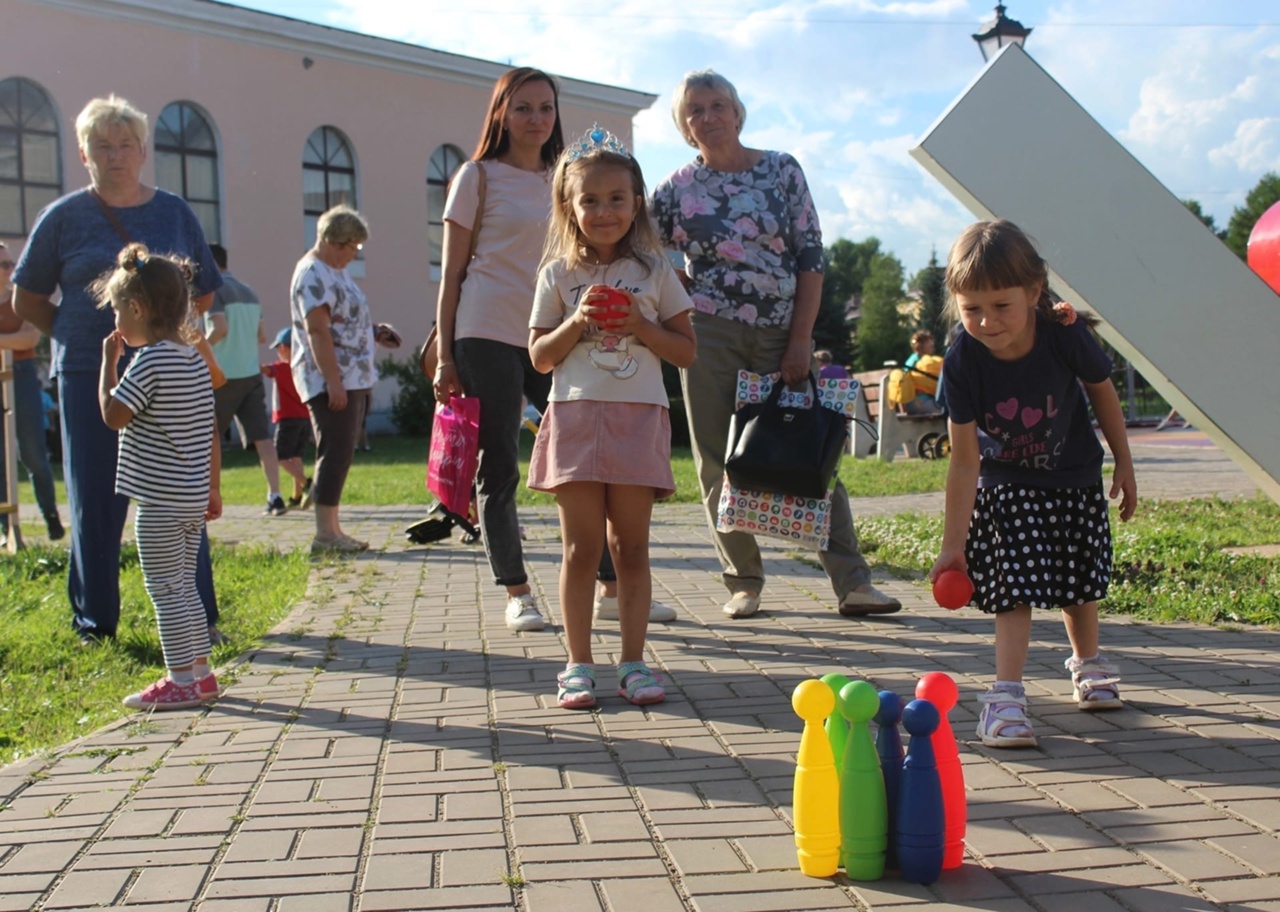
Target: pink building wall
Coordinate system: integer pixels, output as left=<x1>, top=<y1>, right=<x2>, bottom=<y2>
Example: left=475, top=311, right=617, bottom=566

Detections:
left=5, top=0, right=655, bottom=422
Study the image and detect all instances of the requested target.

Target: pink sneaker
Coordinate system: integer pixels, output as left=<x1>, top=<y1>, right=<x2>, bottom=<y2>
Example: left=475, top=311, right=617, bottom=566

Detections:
left=196, top=674, right=221, bottom=703
left=122, top=677, right=205, bottom=711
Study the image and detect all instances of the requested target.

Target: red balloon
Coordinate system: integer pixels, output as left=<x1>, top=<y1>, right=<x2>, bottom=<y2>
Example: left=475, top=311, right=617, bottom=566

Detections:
left=1247, top=200, right=1280, bottom=295
left=932, top=570, right=973, bottom=610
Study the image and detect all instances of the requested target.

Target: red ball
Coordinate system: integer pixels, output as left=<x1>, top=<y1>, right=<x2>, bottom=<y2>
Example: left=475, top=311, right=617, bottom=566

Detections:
left=589, top=285, right=630, bottom=328
left=932, top=570, right=973, bottom=610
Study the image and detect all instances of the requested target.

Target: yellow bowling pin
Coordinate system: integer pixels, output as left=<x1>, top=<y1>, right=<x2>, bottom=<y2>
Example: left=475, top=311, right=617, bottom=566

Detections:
left=792, top=679, right=841, bottom=877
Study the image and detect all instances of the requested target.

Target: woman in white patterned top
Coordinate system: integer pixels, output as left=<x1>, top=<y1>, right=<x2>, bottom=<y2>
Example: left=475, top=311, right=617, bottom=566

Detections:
left=94, top=243, right=222, bottom=712
left=289, top=204, right=401, bottom=555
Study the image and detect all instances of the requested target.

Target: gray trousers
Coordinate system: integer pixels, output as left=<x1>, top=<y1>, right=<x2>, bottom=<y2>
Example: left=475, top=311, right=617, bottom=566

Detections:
left=680, top=313, right=871, bottom=600
left=455, top=338, right=552, bottom=587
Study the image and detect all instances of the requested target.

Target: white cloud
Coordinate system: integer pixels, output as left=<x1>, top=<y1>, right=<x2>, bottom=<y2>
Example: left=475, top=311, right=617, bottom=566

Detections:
left=248, top=0, right=1280, bottom=267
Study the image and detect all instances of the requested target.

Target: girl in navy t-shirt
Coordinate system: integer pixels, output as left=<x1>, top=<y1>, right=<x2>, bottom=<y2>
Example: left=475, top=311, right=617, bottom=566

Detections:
left=931, top=220, right=1137, bottom=749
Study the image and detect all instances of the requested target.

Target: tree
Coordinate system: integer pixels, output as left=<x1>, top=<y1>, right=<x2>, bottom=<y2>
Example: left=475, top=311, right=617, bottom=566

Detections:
left=817, top=237, right=882, bottom=367
left=910, top=248, right=948, bottom=350
left=854, top=252, right=909, bottom=371
left=1182, top=198, right=1226, bottom=240
left=1225, top=172, right=1280, bottom=260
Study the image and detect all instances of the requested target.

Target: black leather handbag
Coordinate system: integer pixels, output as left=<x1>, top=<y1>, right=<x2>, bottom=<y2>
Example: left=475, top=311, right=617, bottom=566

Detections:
left=724, top=373, right=848, bottom=499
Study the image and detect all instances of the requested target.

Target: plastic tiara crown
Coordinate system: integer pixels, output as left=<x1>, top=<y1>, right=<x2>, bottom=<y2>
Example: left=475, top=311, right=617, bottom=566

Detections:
left=566, top=124, right=629, bottom=161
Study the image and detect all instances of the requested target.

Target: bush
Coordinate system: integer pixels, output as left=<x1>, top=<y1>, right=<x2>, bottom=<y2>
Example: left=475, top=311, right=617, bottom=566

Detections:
left=379, top=355, right=434, bottom=437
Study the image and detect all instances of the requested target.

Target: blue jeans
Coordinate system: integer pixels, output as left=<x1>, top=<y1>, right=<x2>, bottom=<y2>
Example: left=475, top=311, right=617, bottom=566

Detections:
left=0, top=358, right=59, bottom=534
left=59, top=371, right=218, bottom=639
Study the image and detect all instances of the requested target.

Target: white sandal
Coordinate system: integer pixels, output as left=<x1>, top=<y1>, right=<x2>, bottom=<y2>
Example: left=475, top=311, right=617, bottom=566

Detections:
left=1066, top=655, right=1123, bottom=711
left=977, top=687, right=1038, bottom=748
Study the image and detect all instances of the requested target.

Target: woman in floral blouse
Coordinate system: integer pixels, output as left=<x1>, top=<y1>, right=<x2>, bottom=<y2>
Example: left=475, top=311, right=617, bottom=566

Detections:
left=651, top=69, right=901, bottom=620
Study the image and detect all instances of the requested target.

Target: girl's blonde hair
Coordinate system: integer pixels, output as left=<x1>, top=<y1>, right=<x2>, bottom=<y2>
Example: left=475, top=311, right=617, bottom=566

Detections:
left=542, top=148, right=662, bottom=274
left=944, top=219, right=1056, bottom=321
left=91, top=243, right=195, bottom=339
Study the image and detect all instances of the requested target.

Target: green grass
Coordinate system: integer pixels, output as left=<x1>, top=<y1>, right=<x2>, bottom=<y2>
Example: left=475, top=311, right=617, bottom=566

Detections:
left=855, top=495, right=1280, bottom=627
left=0, top=543, right=311, bottom=765
left=217, top=433, right=950, bottom=507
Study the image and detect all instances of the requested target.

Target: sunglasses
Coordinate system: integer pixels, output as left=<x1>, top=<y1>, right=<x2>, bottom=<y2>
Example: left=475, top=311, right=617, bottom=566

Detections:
left=0, top=260, right=14, bottom=269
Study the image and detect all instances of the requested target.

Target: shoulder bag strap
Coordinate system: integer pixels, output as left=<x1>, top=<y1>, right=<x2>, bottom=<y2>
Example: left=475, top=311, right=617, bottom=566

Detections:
left=464, top=161, right=487, bottom=270
left=90, top=188, right=133, bottom=245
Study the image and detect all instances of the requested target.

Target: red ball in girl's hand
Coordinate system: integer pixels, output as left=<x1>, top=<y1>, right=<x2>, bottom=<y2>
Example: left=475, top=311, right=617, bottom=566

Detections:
left=932, top=570, right=973, bottom=610
left=589, top=285, right=630, bottom=328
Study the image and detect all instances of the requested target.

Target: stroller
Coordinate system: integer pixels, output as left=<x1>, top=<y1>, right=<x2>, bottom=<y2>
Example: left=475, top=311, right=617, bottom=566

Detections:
left=404, top=403, right=542, bottom=545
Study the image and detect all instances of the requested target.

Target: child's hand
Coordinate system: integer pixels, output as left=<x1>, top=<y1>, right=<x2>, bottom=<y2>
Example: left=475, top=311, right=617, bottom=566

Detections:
left=576, top=286, right=614, bottom=329
left=102, top=330, right=124, bottom=364
left=1110, top=462, right=1138, bottom=522
left=206, top=488, right=223, bottom=522
left=1053, top=302, right=1078, bottom=325
left=261, top=363, right=272, bottom=376
left=928, top=547, right=968, bottom=583
left=608, top=289, right=642, bottom=335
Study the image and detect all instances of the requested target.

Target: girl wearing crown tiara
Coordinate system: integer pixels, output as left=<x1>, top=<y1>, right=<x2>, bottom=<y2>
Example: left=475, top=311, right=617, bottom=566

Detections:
left=528, top=128, right=697, bottom=709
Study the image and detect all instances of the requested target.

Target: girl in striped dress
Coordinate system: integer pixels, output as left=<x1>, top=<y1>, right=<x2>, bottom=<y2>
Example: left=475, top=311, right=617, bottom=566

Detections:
left=93, top=243, right=222, bottom=710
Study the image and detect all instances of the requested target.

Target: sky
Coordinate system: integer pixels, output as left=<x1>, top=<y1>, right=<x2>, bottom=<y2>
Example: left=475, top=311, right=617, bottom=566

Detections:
left=238, top=0, right=1280, bottom=278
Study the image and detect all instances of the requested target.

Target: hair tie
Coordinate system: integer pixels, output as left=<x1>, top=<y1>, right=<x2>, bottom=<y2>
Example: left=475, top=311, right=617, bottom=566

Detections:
left=128, top=252, right=147, bottom=273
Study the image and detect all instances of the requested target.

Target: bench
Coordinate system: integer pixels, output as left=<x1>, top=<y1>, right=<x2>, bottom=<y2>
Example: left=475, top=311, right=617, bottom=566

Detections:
left=850, top=365, right=949, bottom=462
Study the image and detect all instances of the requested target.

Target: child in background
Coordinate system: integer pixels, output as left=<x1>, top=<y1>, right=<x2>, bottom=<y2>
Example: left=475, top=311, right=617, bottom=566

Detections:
left=93, top=243, right=222, bottom=710
left=930, top=219, right=1137, bottom=748
left=528, top=126, right=696, bottom=709
left=262, top=327, right=313, bottom=507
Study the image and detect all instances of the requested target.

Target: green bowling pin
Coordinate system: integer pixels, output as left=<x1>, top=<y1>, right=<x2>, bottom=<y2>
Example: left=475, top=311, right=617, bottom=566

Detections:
left=821, top=672, right=851, bottom=768
left=837, top=680, right=887, bottom=880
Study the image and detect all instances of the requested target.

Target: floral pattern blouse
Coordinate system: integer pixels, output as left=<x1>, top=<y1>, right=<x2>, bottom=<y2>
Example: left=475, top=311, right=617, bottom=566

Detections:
left=650, top=150, right=824, bottom=330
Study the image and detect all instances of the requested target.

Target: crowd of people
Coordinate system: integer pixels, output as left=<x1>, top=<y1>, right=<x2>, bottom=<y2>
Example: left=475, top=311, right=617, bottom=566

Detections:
left=2, top=72, right=1137, bottom=746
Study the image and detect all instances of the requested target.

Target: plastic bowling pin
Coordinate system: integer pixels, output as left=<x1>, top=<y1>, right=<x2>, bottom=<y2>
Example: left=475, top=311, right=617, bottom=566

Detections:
left=821, top=673, right=851, bottom=769
left=836, top=680, right=887, bottom=881
left=791, top=680, right=841, bottom=877
left=875, top=690, right=904, bottom=870
left=896, top=699, right=944, bottom=885
left=917, top=672, right=966, bottom=870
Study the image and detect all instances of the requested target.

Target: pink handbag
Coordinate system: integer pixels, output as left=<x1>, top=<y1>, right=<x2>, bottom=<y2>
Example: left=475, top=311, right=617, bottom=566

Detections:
left=427, top=396, right=480, bottom=516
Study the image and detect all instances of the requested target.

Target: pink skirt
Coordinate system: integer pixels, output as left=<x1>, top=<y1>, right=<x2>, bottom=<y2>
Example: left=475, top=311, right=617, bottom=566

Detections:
left=528, top=399, right=676, bottom=499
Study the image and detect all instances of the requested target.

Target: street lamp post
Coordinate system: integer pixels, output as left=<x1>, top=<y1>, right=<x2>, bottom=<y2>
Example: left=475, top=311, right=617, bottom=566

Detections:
left=972, top=3, right=1033, bottom=62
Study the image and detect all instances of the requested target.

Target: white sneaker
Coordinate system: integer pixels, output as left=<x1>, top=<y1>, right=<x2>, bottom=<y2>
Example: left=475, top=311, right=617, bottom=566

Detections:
left=505, top=594, right=546, bottom=631
left=593, top=595, right=678, bottom=623
left=722, top=592, right=761, bottom=618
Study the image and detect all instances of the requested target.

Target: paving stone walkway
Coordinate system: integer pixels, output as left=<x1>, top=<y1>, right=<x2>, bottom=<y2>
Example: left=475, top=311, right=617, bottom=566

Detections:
left=3, top=433, right=1278, bottom=911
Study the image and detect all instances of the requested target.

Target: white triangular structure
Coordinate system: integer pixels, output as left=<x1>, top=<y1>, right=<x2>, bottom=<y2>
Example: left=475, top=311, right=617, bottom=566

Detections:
left=911, top=43, right=1280, bottom=504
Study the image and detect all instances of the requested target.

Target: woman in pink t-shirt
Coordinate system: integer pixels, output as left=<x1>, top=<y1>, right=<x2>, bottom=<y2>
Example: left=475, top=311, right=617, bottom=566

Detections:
left=432, top=68, right=565, bottom=632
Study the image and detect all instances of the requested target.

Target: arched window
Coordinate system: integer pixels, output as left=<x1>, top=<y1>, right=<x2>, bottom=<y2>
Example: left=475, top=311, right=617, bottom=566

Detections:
left=0, top=77, right=62, bottom=236
left=303, top=126, right=357, bottom=246
left=427, top=143, right=466, bottom=276
left=154, top=101, right=221, bottom=242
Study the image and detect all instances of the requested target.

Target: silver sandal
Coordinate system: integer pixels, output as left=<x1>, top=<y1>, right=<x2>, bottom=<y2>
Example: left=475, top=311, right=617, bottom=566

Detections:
left=977, top=687, right=1038, bottom=748
left=1066, top=655, right=1123, bottom=711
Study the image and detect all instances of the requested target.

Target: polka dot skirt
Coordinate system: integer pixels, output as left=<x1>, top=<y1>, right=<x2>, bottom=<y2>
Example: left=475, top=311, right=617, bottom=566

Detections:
left=965, top=482, right=1112, bottom=615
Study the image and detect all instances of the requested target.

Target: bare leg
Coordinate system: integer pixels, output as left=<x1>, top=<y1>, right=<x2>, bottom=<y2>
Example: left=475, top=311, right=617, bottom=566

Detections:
left=280, top=456, right=306, bottom=497
left=605, top=484, right=655, bottom=664
left=1061, top=602, right=1100, bottom=660
left=555, top=482, right=607, bottom=665
left=994, top=605, right=1033, bottom=682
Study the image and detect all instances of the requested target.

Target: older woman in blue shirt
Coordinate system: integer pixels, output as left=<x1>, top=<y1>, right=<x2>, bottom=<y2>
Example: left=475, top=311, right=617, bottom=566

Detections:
left=14, top=94, right=223, bottom=645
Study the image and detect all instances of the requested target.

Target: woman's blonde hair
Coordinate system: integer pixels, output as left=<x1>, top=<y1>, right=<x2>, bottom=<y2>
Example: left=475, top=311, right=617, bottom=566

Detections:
left=671, top=69, right=746, bottom=148
left=316, top=205, right=369, bottom=246
left=542, top=148, right=662, bottom=274
left=76, top=95, right=148, bottom=151
left=90, top=243, right=194, bottom=339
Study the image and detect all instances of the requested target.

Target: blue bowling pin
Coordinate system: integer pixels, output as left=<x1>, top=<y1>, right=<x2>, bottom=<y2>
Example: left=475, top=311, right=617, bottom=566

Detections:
left=875, top=690, right=904, bottom=869
left=896, top=699, right=944, bottom=885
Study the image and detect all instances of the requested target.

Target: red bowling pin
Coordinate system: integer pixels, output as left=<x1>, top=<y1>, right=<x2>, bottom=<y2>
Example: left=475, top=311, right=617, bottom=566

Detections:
left=917, top=672, right=966, bottom=870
